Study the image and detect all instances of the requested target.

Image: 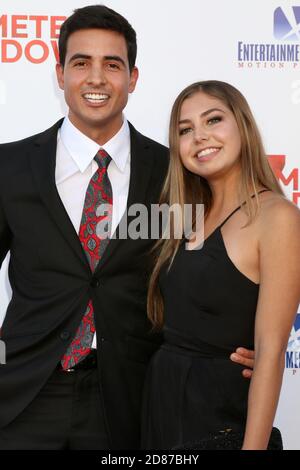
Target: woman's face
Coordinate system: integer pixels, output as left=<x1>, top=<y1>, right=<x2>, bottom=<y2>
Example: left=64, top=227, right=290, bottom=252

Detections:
left=178, top=91, right=242, bottom=181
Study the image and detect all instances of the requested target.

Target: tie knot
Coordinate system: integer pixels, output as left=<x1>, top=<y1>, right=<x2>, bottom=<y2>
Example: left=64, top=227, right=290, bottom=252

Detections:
left=94, top=149, right=112, bottom=169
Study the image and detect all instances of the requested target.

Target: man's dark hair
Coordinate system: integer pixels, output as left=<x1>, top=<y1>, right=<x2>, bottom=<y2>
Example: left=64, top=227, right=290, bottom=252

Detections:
left=59, top=4, right=137, bottom=71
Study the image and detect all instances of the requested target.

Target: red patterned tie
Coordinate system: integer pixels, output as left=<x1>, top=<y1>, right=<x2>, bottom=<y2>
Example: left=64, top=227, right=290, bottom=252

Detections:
left=61, top=149, right=113, bottom=370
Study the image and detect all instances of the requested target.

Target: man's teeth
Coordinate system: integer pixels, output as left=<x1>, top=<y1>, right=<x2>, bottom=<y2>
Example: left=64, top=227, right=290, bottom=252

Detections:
left=84, top=93, right=109, bottom=102
left=197, top=148, right=219, bottom=158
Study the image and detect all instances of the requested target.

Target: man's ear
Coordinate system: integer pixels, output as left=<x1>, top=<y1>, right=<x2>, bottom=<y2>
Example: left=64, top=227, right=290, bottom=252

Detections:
left=56, top=63, right=64, bottom=91
left=128, top=66, right=139, bottom=94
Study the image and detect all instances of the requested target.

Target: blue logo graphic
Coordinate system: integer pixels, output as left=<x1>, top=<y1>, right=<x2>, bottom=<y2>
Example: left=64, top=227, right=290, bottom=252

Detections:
left=287, top=313, right=300, bottom=350
left=286, top=313, right=300, bottom=369
left=274, top=6, right=300, bottom=41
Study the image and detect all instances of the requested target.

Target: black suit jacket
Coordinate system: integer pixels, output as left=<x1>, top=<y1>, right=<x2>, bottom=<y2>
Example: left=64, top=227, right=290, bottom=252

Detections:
left=0, top=119, right=169, bottom=449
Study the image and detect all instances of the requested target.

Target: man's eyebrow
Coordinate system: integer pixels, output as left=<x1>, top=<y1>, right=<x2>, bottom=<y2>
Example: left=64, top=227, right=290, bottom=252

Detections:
left=68, top=53, right=91, bottom=63
left=104, top=55, right=126, bottom=67
left=179, top=108, right=225, bottom=124
left=67, top=54, right=127, bottom=68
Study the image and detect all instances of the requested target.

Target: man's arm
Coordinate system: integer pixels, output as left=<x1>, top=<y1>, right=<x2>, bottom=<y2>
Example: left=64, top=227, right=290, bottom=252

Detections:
left=0, top=195, right=12, bottom=336
left=0, top=196, right=12, bottom=270
left=230, top=347, right=255, bottom=378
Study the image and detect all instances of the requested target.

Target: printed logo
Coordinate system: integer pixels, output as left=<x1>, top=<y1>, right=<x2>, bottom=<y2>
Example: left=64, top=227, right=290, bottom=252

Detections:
left=286, top=314, right=300, bottom=371
left=287, top=314, right=300, bottom=350
left=274, top=6, right=300, bottom=41
left=237, top=6, right=300, bottom=69
left=267, top=155, right=299, bottom=205
left=0, top=14, right=66, bottom=64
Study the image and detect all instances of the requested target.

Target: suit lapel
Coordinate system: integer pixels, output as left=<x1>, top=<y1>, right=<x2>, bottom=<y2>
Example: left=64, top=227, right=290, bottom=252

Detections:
left=29, top=119, right=90, bottom=273
left=29, top=120, right=155, bottom=274
left=93, top=122, right=156, bottom=272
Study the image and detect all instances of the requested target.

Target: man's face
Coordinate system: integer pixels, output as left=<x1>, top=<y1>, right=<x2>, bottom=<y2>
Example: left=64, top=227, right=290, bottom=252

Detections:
left=56, top=28, right=138, bottom=143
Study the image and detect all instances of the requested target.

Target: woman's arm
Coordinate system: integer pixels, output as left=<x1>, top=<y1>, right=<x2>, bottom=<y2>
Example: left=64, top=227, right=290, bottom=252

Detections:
left=242, top=199, right=300, bottom=450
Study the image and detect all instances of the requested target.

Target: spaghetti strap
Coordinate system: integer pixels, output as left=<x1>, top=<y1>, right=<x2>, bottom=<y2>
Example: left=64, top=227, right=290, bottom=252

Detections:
left=219, top=189, right=270, bottom=229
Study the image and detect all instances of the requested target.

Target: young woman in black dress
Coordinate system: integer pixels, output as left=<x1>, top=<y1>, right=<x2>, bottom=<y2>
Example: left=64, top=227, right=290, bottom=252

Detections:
left=142, top=81, right=300, bottom=450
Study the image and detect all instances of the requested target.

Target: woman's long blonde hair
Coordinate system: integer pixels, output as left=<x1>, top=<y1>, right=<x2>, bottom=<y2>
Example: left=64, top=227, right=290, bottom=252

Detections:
left=147, top=80, right=284, bottom=329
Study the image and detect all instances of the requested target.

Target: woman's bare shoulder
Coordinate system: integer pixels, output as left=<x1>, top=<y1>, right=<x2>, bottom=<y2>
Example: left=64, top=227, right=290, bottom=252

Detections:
left=257, top=191, right=300, bottom=236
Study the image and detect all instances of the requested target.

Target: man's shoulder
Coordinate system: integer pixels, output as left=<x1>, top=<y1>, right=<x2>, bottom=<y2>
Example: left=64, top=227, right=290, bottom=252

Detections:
left=0, top=119, right=63, bottom=153
left=128, top=124, right=170, bottom=184
left=0, top=119, right=63, bottom=168
left=128, top=122, right=168, bottom=153
left=0, top=132, right=42, bottom=154
left=139, top=132, right=168, bottom=153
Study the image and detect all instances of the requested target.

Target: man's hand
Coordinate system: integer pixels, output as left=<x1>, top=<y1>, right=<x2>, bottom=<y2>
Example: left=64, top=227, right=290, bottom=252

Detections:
left=230, top=347, right=255, bottom=378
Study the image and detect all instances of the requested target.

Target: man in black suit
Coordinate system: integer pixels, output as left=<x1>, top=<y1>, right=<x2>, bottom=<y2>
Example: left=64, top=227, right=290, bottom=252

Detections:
left=0, top=5, right=254, bottom=450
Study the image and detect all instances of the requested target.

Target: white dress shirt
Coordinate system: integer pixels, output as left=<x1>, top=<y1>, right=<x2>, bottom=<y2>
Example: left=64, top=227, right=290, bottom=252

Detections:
left=56, top=116, right=131, bottom=348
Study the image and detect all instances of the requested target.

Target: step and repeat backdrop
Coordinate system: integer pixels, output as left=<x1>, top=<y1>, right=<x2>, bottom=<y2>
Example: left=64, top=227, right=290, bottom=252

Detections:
left=0, top=0, right=299, bottom=449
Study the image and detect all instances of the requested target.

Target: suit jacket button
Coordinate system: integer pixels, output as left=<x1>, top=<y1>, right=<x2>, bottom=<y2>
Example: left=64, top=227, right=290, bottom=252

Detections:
left=60, top=330, right=70, bottom=341
left=91, top=278, right=100, bottom=288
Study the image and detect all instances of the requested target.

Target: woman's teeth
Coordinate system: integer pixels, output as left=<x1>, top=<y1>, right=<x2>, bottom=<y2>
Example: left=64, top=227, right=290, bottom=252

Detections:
left=197, top=148, right=220, bottom=158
